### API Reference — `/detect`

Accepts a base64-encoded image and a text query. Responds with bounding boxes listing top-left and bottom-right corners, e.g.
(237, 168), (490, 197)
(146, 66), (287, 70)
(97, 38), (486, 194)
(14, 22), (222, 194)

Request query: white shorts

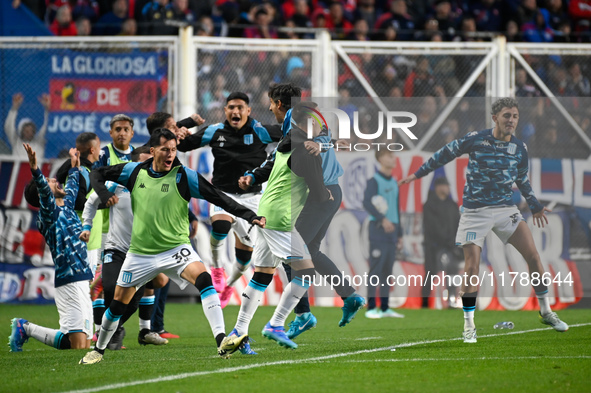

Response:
(253, 227), (310, 268)
(456, 205), (524, 248)
(55, 280), (93, 338)
(117, 244), (200, 290)
(209, 192), (261, 248)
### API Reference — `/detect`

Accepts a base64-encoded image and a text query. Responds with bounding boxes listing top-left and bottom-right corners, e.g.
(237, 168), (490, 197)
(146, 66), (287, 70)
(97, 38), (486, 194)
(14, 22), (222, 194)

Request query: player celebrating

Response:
(177, 92), (282, 299)
(79, 128), (265, 365)
(399, 98), (568, 343)
(10, 144), (93, 352)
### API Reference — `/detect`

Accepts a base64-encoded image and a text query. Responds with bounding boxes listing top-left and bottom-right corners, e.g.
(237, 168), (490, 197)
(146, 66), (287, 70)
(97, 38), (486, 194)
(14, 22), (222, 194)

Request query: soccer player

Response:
(399, 98), (568, 343)
(177, 92), (283, 300)
(240, 84), (365, 338)
(221, 102), (336, 352)
(10, 144), (93, 352)
(79, 128), (265, 365)
(81, 145), (168, 348)
(362, 150), (404, 319)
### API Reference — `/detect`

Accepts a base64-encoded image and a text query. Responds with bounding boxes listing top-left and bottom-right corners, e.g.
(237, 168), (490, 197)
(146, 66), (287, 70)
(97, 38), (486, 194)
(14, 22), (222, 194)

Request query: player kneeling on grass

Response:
(79, 128), (266, 365)
(9, 144), (93, 352)
(399, 98), (568, 343)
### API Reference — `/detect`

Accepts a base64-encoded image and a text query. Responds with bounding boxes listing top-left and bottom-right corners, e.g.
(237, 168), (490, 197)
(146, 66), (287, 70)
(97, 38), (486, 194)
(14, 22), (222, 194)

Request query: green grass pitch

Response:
(1, 304), (590, 393)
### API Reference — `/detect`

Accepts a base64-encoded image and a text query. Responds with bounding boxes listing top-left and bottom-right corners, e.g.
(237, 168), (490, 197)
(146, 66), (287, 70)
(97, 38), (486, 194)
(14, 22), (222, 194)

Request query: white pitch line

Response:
(61, 323), (591, 393)
(355, 337), (382, 341)
(338, 355), (591, 363)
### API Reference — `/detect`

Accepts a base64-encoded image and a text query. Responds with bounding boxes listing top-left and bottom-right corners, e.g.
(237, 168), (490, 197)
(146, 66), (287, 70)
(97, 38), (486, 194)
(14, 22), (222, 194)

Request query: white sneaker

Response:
(381, 309), (405, 318)
(539, 312), (569, 332)
(365, 309), (382, 319)
(79, 350), (103, 365)
(139, 332), (169, 346)
(463, 328), (477, 343)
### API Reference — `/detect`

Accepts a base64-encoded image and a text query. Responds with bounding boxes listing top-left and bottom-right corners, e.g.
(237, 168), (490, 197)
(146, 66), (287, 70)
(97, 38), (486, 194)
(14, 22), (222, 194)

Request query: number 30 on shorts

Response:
(172, 248), (191, 263)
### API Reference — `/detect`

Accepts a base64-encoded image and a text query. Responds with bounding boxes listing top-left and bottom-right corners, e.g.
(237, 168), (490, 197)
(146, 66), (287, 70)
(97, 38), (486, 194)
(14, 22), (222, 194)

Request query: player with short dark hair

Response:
(176, 92), (283, 304)
(399, 97), (568, 343)
(79, 128), (266, 365)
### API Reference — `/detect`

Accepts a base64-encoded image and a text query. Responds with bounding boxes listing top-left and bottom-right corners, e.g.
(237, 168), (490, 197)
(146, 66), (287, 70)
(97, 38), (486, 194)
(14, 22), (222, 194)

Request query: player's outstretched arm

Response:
(398, 174), (417, 186)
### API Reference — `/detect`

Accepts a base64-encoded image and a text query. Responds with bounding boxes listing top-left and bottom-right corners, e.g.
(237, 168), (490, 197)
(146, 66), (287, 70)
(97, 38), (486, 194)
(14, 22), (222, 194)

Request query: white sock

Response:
(24, 322), (63, 348)
(200, 287), (225, 338)
(226, 261), (250, 287)
(96, 308), (121, 350)
(269, 279), (309, 327)
(234, 280), (268, 336)
(95, 323), (101, 332)
(210, 235), (226, 269)
(463, 310), (475, 330)
(536, 291), (552, 315)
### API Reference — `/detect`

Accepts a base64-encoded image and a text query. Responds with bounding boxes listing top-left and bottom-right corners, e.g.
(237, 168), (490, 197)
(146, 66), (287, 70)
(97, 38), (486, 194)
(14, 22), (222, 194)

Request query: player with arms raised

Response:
(399, 98), (568, 343)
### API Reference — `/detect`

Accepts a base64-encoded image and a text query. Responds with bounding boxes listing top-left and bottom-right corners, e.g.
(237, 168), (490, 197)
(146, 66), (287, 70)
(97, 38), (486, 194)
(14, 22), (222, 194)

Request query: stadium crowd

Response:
(9, 0), (591, 42)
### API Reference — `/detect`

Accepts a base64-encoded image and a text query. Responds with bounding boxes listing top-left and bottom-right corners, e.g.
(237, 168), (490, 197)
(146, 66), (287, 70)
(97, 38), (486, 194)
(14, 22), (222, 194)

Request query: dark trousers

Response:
(151, 281), (170, 332)
(102, 249), (144, 326)
(284, 184), (354, 314)
(367, 241), (397, 311)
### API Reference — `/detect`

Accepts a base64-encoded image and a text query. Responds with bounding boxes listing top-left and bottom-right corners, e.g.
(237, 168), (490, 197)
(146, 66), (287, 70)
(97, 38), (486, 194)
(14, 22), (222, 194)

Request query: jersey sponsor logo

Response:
(507, 143), (516, 155)
(122, 271), (132, 284)
(468, 131), (478, 137)
(466, 232), (477, 242)
(161, 184), (169, 192)
(139, 183), (146, 188)
(244, 134), (253, 145)
(510, 213), (519, 224)
(480, 140), (491, 147)
(217, 136), (226, 142)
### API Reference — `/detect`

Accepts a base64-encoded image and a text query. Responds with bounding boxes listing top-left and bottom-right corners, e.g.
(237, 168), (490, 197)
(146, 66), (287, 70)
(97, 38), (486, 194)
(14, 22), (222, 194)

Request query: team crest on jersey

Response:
(507, 143), (516, 155)
(244, 134), (253, 145)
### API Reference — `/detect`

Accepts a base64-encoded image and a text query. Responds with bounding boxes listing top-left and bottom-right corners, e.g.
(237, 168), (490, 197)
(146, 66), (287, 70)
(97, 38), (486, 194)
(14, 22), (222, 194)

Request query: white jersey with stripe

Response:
(82, 181), (132, 253)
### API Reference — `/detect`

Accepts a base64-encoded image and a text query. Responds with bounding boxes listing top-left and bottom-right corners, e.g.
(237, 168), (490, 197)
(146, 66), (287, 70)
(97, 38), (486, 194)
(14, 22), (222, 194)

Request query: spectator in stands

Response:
(430, 0), (461, 40)
(71, 0), (100, 23)
(349, 18), (370, 40)
(375, 0), (415, 41)
(50, 5), (78, 36)
(515, 68), (541, 97)
(546, 0), (568, 30)
(94, 0), (127, 35)
(76, 16), (92, 35)
(550, 66), (574, 96)
(244, 7), (278, 39)
(281, 19), (301, 39)
(4, 92), (51, 159)
(291, 0), (313, 33)
(516, 0), (539, 26)
(569, 0), (591, 41)
(469, 0), (505, 33)
(415, 17), (440, 41)
(196, 15), (215, 37)
(353, 0), (376, 30)
(45, 0), (70, 24)
(167, 0), (195, 34)
(456, 16), (478, 41)
(326, 1), (353, 40)
(522, 8), (554, 42)
(505, 19), (522, 41)
(375, 63), (399, 97)
(201, 74), (230, 109)
(119, 18), (137, 35)
(567, 62), (591, 96)
(404, 56), (437, 97)
(139, 0), (169, 35)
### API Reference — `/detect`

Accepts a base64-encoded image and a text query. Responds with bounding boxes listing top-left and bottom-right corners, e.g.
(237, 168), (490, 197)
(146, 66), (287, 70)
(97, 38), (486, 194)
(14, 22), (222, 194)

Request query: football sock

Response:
(462, 292), (477, 330)
(92, 298), (106, 329)
(139, 295), (155, 331)
(96, 300), (126, 351)
(23, 322), (71, 349)
(227, 248), (252, 287)
(235, 272), (274, 336)
(269, 269), (313, 327)
(210, 221), (231, 269)
(195, 272), (225, 338)
(534, 285), (551, 315)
